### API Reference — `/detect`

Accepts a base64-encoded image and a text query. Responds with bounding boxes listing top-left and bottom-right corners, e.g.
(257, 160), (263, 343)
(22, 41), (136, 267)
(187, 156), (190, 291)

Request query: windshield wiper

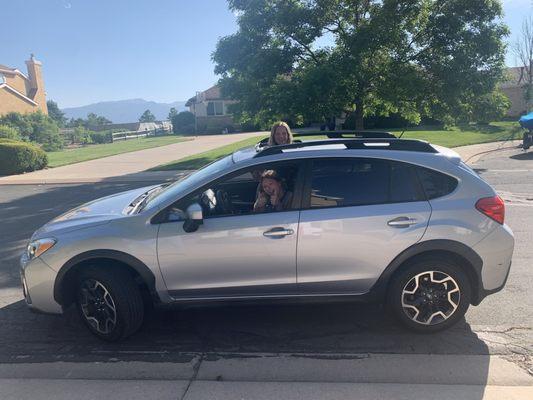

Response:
(133, 184), (169, 214)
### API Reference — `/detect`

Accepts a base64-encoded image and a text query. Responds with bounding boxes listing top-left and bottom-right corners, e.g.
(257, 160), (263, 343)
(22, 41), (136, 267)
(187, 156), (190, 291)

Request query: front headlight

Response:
(26, 238), (56, 261)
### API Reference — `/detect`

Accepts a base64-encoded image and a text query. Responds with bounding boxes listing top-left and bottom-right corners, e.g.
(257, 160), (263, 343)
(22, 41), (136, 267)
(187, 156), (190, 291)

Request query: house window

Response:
(0, 74), (5, 84)
(207, 101), (224, 116)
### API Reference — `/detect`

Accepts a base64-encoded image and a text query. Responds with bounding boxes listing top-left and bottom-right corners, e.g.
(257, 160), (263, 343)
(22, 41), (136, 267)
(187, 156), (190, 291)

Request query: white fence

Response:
(111, 129), (157, 142)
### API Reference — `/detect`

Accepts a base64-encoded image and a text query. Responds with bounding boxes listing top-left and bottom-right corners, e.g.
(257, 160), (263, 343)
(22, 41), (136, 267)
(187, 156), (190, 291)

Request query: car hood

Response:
(32, 185), (159, 238)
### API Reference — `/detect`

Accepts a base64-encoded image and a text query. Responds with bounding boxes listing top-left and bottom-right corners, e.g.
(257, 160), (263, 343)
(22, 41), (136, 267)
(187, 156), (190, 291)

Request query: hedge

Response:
(0, 141), (48, 175)
(89, 131), (113, 144)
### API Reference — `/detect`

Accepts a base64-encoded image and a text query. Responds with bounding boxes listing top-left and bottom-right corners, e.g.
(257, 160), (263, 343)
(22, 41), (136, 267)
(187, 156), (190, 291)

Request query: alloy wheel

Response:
(401, 270), (461, 326)
(79, 279), (117, 335)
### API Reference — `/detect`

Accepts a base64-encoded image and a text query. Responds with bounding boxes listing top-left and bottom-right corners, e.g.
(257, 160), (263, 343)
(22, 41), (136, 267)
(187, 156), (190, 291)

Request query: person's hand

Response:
(270, 187), (280, 206)
(256, 192), (268, 208)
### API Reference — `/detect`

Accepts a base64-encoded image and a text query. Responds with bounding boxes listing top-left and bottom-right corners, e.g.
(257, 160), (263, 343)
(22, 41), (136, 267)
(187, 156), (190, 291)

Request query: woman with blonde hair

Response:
(268, 121), (293, 146)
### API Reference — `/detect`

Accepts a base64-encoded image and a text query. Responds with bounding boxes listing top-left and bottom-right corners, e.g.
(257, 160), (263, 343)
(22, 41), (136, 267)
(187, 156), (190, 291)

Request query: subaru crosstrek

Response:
(21, 135), (514, 341)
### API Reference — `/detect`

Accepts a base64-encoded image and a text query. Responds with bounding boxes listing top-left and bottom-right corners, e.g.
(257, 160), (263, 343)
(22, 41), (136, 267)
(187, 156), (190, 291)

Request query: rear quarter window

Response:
(415, 167), (458, 199)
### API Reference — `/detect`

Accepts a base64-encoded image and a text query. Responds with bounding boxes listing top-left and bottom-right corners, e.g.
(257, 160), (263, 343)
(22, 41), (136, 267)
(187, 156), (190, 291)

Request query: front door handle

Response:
(263, 227), (294, 238)
(387, 217), (418, 228)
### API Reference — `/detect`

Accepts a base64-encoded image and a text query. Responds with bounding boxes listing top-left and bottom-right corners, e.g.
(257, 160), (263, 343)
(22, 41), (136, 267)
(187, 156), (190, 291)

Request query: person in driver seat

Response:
(253, 170), (293, 212)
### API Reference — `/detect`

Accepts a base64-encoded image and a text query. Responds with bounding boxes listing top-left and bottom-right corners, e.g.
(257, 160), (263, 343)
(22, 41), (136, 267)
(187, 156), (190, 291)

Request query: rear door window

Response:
(308, 158), (425, 208)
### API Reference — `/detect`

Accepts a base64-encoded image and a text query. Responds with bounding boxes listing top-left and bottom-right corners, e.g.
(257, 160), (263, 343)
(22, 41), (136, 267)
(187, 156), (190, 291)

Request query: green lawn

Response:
(47, 135), (192, 167)
(151, 121), (521, 171)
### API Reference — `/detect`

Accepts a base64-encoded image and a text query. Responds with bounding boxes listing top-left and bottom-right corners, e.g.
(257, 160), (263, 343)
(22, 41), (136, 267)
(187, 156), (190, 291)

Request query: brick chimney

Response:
(25, 54), (48, 114)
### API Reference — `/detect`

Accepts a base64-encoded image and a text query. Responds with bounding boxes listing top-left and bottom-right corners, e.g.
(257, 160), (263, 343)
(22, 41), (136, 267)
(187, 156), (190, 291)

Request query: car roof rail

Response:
(295, 130), (397, 139)
(256, 130), (396, 146)
(254, 138), (437, 158)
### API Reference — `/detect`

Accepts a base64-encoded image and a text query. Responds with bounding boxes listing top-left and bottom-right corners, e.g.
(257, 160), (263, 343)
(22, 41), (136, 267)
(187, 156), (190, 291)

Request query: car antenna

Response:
(398, 125), (407, 138)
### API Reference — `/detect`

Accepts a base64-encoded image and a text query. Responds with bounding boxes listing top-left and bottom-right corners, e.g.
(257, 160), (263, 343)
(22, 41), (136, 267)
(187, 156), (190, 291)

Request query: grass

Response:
(151, 136), (268, 171)
(47, 135), (192, 167)
(151, 121), (521, 171)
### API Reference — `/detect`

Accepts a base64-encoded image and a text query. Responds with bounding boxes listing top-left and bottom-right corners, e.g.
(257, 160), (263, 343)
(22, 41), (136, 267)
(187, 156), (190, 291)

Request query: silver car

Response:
(20, 137), (514, 341)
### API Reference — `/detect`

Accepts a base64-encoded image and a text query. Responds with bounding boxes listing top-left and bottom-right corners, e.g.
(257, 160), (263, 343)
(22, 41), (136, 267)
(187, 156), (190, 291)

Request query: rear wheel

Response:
(388, 258), (471, 333)
(76, 266), (144, 341)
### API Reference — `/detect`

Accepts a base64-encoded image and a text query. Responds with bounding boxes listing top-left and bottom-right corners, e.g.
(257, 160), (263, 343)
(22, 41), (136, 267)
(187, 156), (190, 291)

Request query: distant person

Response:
(253, 170), (293, 213)
(268, 121), (293, 146)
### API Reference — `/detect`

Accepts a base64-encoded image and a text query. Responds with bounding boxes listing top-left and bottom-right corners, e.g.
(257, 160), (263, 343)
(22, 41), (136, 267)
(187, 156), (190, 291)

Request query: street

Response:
(0, 145), (532, 399)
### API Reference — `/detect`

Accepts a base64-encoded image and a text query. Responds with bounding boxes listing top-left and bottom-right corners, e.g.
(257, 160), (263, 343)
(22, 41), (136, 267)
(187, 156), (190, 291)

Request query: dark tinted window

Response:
(309, 159), (426, 208)
(310, 159), (389, 207)
(390, 162), (425, 203)
(416, 167), (458, 199)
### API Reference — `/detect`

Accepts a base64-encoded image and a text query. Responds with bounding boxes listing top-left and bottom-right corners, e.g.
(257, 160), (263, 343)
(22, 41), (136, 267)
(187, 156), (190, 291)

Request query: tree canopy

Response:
(46, 100), (67, 127)
(213, 0), (509, 128)
(139, 109), (156, 123)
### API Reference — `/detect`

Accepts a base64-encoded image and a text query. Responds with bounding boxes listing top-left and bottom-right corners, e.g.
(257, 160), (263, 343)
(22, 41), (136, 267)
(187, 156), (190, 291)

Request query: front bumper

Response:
(20, 254), (62, 314)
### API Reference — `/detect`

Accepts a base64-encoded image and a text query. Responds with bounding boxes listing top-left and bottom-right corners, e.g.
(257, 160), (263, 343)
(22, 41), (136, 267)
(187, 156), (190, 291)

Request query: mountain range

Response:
(61, 99), (187, 123)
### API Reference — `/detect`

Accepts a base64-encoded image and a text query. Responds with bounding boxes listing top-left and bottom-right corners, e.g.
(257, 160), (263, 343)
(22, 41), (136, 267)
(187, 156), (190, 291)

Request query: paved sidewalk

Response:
(0, 131), (265, 185)
(1, 354), (531, 400)
(453, 140), (522, 164)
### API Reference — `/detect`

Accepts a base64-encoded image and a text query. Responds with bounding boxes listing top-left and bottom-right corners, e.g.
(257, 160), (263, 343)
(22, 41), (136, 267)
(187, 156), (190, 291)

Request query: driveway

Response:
(0, 132), (265, 185)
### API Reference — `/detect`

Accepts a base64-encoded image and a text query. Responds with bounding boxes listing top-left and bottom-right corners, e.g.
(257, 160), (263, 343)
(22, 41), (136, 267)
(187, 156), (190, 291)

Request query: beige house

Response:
(500, 66), (531, 117)
(0, 54), (48, 116)
(186, 85), (238, 133)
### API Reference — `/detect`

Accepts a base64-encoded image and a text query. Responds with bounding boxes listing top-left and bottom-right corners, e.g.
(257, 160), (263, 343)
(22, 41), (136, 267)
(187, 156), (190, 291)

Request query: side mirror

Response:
(183, 203), (203, 233)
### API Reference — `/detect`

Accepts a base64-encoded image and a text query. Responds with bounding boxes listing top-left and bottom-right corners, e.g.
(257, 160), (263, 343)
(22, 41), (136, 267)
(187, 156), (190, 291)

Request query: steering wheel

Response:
(216, 189), (233, 214)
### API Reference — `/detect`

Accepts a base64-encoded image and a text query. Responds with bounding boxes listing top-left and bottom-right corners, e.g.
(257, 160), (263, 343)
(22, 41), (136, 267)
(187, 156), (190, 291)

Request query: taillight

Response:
(475, 195), (505, 224)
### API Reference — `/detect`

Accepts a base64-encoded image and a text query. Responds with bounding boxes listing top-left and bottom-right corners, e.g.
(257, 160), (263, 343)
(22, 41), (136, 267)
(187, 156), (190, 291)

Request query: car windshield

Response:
(141, 155), (233, 210)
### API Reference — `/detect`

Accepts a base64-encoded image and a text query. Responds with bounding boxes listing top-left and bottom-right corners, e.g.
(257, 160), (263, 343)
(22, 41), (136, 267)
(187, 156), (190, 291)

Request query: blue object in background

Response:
(519, 112), (533, 129)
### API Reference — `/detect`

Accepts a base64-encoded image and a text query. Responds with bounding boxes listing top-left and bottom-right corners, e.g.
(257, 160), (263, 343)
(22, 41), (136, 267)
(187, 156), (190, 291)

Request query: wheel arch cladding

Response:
(371, 239), (483, 305)
(53, 250), (158, 306)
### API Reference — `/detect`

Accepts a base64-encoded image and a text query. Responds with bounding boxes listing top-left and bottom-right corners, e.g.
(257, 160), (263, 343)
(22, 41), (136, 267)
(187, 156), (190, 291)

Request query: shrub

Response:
(0, 125), (20, 140)
(171, 111), (195, 134)
(89, 131), (113, 144)
(0, 111), (63, 150)
(71, 126), (91, 144)
(0, 141), (48, 175)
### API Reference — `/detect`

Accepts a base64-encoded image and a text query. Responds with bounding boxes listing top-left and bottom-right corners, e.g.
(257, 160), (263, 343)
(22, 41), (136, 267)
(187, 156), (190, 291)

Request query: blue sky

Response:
(1, 0), (530, 108)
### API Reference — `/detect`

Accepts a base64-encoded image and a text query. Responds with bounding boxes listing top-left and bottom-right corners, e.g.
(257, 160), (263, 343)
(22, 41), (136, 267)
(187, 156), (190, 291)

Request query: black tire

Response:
(388, 257), (471, 333)
(75, 266), (144, 341)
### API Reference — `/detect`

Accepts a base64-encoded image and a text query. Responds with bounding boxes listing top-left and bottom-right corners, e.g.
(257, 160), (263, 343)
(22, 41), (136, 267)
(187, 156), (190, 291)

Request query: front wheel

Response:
(76, 266), (144, 341)
(388, 258), (471, 333)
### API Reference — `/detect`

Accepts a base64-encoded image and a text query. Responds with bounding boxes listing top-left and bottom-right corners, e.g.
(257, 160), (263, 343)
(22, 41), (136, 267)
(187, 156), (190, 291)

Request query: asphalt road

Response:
(0, 147), (531, 371)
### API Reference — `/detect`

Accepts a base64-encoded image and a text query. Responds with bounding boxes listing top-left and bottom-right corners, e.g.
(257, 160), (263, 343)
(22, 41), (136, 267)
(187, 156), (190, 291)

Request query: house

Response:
(500, 66), (531, 117)
(0, 54), (48, 116)
(185, 85), (238, 133)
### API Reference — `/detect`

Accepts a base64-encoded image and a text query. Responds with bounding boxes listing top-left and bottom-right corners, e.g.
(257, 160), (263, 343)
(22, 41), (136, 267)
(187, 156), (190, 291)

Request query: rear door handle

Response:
(387, 217), (418, 228)
(263, 227), (294, 238)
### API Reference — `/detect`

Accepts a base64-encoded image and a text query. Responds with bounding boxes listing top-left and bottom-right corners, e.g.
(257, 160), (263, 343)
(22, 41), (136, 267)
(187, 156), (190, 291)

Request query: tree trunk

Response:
(355, 100), (364, 130)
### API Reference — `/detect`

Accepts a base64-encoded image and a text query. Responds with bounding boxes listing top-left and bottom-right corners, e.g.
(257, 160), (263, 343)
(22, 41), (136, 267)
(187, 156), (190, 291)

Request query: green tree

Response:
(86, 113), (112, 126)
(0, 125), (20, 140)
(139, 109), (156, 123)
(471, 90), (511, 125)
(171, 111), (195, 134)
(168, 107), (179, 121)
(214, 0), (508, 128)
(46, 100), (67, 127)
(0, 112), (63, 150)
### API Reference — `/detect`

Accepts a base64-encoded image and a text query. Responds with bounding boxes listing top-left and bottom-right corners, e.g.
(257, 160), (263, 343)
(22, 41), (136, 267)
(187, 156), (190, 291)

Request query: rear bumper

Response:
(472, 224), (514, 305)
